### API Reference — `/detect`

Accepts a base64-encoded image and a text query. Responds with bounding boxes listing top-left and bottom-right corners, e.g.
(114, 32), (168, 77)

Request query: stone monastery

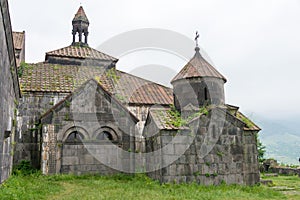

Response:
(0, 2), (261, 185)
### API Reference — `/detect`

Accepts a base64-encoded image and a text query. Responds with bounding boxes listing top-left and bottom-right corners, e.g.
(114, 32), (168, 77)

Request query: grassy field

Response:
(261, 174), (300, 200)
(0, 173), (298, 200)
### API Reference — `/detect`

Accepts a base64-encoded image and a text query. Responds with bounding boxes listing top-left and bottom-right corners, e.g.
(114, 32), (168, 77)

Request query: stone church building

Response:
(2, 4), (261, 185)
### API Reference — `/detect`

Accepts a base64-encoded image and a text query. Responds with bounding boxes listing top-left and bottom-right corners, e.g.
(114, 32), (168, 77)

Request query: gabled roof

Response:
(73, 6), (89, 23)
(171, 47), (227, 83)
(45, 45), (117, 61)
(12, 31), (25, 50)
(19, 63), (173, 105)
(41, 79), (139, 123)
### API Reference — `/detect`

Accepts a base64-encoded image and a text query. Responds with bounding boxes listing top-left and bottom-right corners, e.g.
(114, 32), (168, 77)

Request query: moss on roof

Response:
(19, 63), (173, 105)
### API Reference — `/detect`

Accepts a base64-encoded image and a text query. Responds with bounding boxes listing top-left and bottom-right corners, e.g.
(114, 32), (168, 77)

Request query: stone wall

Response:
(173, 78), (225, 111)
(16, 93), (166, 169)
(41, 80), (137, 175)
(242, 130), (260, 185)
(15, 92), (68, 168)
(145, 109), (260, 185)
(269, 167), (300, 176)
(0, 0), (20, 183)
(41, 124), (122, 175)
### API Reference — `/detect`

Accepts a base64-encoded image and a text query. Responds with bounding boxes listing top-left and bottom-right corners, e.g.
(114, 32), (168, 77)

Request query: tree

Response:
(256, 133), (266, 163)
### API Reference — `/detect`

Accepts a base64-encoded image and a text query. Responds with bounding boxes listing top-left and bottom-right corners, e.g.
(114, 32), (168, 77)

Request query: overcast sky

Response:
(8, 0), (300, 121)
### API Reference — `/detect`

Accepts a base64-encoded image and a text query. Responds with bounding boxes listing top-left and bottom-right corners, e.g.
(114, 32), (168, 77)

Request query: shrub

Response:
(12, 160), (37, 175)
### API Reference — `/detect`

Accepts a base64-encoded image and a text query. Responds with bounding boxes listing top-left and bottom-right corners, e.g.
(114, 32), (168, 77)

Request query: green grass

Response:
(0, 173), (296, 200)
(261, 175), (300, 200)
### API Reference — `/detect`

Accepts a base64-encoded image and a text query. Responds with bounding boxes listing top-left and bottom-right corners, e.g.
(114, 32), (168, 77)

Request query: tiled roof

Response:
(113, 71), (173, 105)
(149, 107), (189, 130)
(12, 31), (25, 50)
(19, 63), (173, 105)
(172, 47), (227, 83)
(148, 104), (260, 131)
(41, 79), (139, 123)
(45, 45), (117, 61)
(73, 6), (89, 23)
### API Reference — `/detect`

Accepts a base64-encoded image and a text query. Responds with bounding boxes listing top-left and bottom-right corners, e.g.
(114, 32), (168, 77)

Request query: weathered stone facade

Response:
(144, 108), (260, 185)
(40, 80), (137, 174)
(15, 92), (67, 168)
(0, 0), (21, 183)
(173, 78), (225, 112)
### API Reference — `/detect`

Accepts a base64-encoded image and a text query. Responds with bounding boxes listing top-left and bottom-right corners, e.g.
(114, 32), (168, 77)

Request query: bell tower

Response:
(72, 6), (89, 46)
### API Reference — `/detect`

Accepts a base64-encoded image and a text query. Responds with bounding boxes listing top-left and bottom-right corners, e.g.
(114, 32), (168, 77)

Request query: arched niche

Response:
(64, 131), (85, 144)
(93, 126), (119, 143)
(61, 126), (90, 143)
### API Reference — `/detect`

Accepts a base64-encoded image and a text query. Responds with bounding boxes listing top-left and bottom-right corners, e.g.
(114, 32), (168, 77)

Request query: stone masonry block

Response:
(62, 156), (79, 165)
(174, 144), (189, 155)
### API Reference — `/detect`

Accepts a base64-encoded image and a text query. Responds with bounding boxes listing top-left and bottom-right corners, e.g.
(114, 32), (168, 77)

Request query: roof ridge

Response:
(45, 45), (117, 61)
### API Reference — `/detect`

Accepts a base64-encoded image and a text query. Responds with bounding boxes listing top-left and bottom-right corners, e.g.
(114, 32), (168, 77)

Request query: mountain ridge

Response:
(250, 114), (300, 165)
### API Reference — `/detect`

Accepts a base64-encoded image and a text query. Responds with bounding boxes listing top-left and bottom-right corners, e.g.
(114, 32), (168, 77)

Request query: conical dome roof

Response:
(72, 6), (89, 24)
(171, 47), (227, 83)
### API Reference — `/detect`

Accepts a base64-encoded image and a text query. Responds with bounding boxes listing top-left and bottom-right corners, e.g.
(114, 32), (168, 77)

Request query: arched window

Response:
(96, 131), (113, 141)
(93, 126), (119, 143)
(65, 131), (84, 144)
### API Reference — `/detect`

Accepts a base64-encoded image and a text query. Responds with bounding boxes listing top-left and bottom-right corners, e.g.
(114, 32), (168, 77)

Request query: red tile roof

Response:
(172, 47), (227, 83)
(19, 63), (173, 105)
(12, 31), (25, 50)
(113, 71), (173, 105)
(45, 45), (117, 61)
